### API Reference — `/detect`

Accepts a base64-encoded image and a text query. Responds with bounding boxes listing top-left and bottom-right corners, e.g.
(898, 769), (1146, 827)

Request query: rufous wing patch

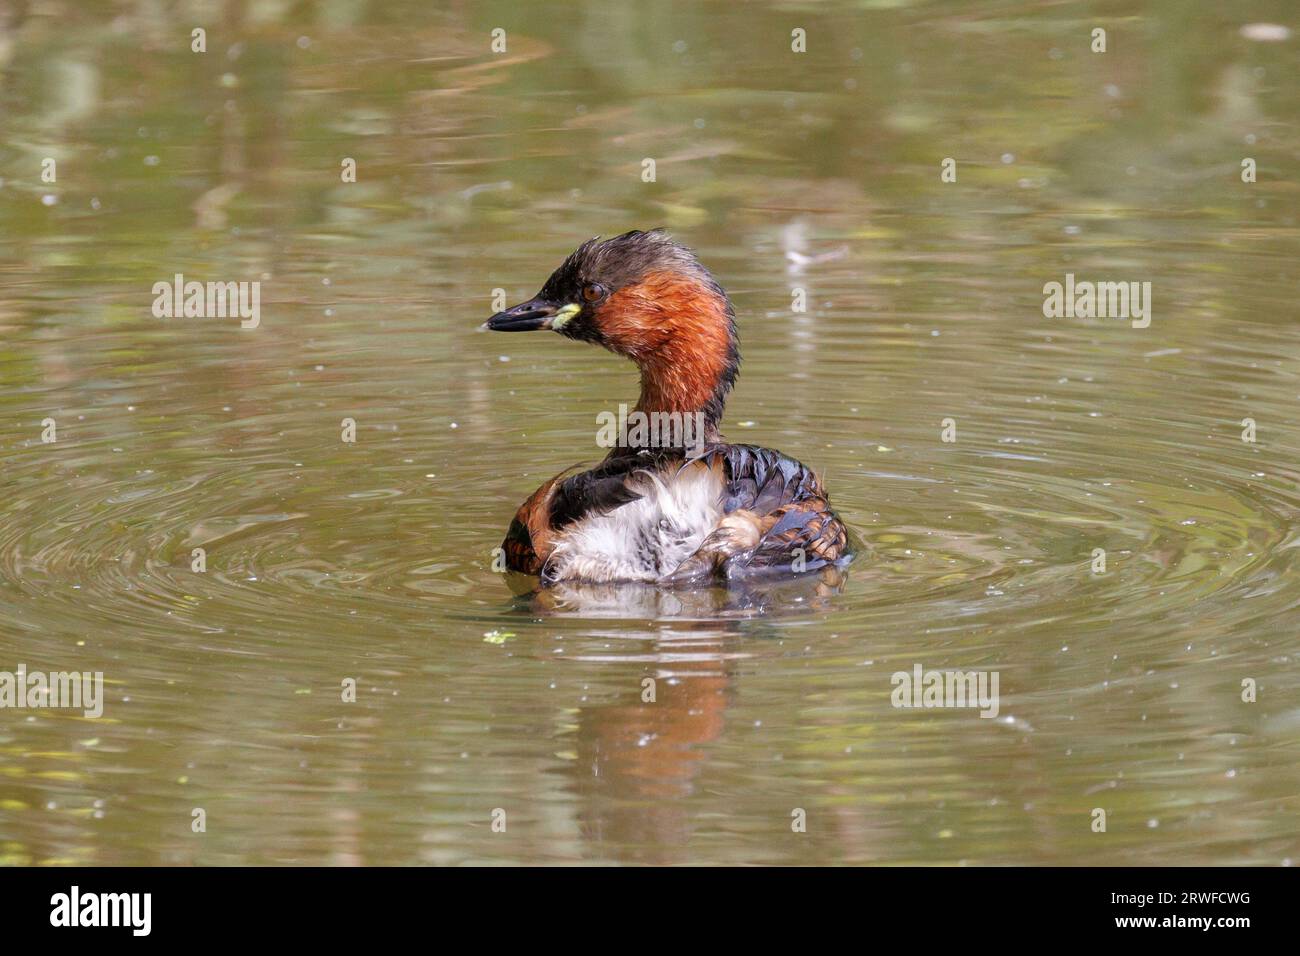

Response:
(502, 476), (563, 574)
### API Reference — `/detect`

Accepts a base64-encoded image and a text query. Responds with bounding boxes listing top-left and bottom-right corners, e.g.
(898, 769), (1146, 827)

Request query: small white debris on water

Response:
(1240, 23), (1290, 42)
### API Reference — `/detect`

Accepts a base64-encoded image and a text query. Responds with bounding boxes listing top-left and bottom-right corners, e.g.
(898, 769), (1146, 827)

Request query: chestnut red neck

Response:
(594, 270), (739, 443)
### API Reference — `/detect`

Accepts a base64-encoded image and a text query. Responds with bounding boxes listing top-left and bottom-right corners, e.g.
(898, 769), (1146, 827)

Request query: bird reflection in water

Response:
(507, 565), (847, 862)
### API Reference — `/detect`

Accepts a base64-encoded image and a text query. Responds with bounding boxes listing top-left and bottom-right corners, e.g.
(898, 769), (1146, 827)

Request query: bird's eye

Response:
(581, 283), (605, 303)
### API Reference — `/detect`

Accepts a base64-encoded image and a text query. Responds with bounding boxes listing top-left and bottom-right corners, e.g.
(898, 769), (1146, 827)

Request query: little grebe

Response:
(485, 229), (850, 586)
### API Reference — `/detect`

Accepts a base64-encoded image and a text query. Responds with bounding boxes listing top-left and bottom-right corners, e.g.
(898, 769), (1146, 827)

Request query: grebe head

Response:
(485, 229), (739, 427)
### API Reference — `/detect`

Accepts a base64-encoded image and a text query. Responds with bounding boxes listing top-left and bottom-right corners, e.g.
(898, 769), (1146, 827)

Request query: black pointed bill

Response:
(484, 298), (581, 332)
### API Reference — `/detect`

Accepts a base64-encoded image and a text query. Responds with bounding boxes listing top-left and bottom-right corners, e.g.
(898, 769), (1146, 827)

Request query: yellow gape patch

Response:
(551, 303), (581, 331)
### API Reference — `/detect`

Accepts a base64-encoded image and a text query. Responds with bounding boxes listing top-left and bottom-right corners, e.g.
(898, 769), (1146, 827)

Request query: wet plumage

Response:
(485, 230), (851, 586)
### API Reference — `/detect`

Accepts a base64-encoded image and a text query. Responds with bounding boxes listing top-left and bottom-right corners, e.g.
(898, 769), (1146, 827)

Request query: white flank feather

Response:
(544, 464), (723, 583)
